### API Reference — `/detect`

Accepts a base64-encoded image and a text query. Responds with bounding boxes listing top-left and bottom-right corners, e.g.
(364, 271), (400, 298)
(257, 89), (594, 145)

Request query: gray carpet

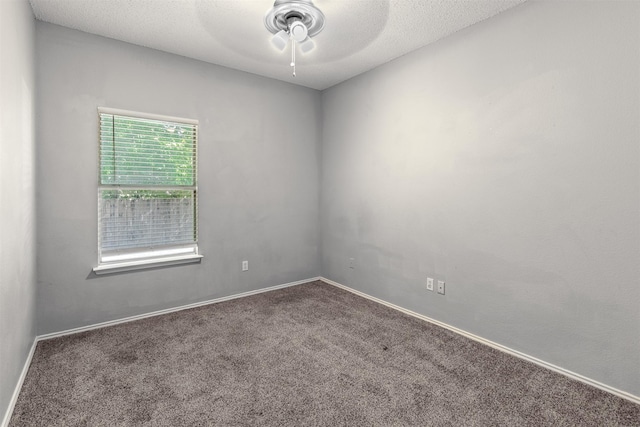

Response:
(10, 281), (640, 426)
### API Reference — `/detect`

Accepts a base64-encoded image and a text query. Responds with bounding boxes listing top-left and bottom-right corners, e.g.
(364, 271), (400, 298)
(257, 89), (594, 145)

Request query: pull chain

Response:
(290, 39), (296, 77)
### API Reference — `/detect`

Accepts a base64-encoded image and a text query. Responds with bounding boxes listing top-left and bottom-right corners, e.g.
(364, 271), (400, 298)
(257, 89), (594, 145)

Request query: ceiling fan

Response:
(264, 0), (325, 77)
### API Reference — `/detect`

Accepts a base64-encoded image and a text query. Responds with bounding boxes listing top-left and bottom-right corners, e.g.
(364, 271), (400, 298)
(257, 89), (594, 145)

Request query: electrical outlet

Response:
(426, 277), (434, 291)
(349, 258), (355, 269)
(242, 260), (248, 271)
(437, 280), (445, 295)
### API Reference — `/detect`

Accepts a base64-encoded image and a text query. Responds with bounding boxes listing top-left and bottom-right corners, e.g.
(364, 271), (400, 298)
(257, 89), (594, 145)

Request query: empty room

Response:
(1, 0), (639, 425)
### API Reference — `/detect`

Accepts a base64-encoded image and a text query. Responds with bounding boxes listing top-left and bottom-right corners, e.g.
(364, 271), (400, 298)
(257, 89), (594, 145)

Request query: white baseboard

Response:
(320, 277), (640, 406)
(39, 277), (321, 341)
(2, 339), (37, 427)
(4, 274), (636, 427)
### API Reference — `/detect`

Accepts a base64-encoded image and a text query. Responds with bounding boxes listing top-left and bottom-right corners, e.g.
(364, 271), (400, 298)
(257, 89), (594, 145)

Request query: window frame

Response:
(93, 107), (202, 275)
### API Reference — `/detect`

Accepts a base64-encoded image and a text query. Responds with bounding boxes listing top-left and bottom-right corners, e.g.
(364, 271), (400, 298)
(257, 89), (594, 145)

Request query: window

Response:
(93, 108), (201, 274)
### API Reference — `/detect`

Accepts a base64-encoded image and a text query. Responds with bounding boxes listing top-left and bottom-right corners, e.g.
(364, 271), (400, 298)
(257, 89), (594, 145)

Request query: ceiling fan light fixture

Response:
(265, 0), (325, 76)
(299, 37), (315, 54)
(271, 29), (290, 51)
(289, 20), (308, 43)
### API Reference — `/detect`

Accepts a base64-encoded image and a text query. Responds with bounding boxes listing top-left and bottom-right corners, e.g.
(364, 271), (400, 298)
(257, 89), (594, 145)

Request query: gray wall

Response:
(0, 0), (37, 421)
(36, 23), (322, 335)
(321, 1), (640, 396)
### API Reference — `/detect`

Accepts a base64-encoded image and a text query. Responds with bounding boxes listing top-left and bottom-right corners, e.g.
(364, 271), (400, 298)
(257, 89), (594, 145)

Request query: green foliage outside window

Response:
(100, 114), (196, 199)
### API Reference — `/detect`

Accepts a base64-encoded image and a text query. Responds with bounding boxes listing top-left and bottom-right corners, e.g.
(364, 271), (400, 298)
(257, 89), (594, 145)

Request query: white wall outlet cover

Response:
(426, 277), (434, 291)
(437, 280), (445, 295)
(242, 261), (248, 271)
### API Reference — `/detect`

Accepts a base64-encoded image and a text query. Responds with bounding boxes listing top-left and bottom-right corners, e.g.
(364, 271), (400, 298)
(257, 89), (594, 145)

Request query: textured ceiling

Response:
(29, 0), (526, 90)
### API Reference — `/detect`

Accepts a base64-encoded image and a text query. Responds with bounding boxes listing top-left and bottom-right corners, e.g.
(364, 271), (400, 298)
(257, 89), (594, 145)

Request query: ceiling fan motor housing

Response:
(264, 0), (325, 38)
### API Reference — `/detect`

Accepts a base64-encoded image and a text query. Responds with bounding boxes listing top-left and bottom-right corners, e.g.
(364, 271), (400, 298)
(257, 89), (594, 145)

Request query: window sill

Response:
(93, 254), (203, 275)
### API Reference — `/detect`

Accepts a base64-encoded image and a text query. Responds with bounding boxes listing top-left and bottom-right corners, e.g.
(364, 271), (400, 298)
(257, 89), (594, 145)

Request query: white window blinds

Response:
(97, 108), (199, 268)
